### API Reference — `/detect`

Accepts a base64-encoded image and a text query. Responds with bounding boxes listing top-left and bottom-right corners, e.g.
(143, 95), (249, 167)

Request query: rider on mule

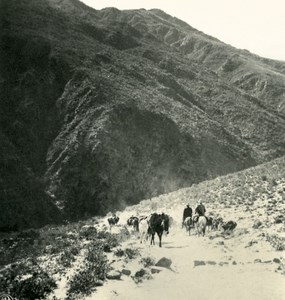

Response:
(182, 204), (193, 228)
(194, 200), (206, 223)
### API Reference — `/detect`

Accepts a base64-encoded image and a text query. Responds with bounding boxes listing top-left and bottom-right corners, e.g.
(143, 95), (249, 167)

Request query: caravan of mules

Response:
(108, 201), (237, 247)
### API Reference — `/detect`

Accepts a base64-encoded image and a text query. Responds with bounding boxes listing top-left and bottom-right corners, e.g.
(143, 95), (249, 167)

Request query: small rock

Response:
(254, 259), (262, 263)
(253, 220), (262, 229)
(95, 280), (104, 286)
(134, 269), (147, 278)
(232, 261), (237, 265)
(121, 269), (131, 276)
(263, 260), (272, 264)
(107, 270), (121, 280)
(103, 244), (111, 252)
(273, 258), (281, 264)
(217, 241), (224, 245)
(206, 261), (217, 265)
(274, 216), (285, 224)
(219, 262), (229, 266)
(245, 240), (258, 248)
(132, 269), (152, 283)
(151, 268), (162, 274)
(194, 260), (206, 267)
(155, 257), (172, 269)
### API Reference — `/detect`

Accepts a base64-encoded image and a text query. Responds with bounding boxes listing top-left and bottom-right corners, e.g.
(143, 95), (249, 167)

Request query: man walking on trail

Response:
(182, 204), (192, 228)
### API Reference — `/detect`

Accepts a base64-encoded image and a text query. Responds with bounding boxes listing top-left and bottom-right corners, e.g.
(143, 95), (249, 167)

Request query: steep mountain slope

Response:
(126, 154), (285, 215)
(0, 0), (285, 229)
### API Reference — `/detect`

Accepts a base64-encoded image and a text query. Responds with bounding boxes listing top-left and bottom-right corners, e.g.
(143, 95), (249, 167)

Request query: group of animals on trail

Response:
(182, 201), (237, 236)
(107, 200), (237, 247)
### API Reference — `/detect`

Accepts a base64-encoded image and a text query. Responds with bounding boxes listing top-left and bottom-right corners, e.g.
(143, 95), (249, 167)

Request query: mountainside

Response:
(1, 0), (285, 230)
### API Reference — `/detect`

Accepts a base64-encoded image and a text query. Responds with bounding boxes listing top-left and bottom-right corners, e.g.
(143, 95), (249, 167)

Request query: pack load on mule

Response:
(127, 215), (139, 232)
(221, 220), (237, 232)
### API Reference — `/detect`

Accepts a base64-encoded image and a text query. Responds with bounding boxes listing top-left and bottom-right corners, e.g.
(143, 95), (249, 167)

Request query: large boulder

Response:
(155, 257), (172, 269)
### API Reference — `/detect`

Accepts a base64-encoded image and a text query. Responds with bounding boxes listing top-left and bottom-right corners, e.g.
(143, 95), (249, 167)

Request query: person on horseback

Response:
(182, 204), (193, 228)
(195, 200), (206, 216)
(194, 200), (206, 222)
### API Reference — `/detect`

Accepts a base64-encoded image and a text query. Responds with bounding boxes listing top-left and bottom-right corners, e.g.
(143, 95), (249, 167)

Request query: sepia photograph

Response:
(0, 0), (285, 299)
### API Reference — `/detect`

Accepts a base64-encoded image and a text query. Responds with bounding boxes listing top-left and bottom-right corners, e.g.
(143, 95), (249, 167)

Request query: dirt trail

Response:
(86, 199), (285, 300)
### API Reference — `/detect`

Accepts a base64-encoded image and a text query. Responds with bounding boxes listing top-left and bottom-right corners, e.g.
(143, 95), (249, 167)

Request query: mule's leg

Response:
(202, 226), (206, 236)
(150, 233), (155, 246)
(158, 233), (162, 247)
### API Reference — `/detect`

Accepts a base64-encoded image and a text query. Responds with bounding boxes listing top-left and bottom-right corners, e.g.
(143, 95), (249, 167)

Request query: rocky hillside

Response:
(1, 0), (285, 229)
(124, 155), (285, 216)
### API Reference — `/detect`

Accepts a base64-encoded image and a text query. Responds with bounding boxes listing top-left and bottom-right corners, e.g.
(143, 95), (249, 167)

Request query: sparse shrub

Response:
(79, 226), (97, 239)
(11, 271), (57, 300)
(261, 175), (268, 181)
(125, 248), (140, 260)
(67, 246), (109, 298)
(67, 266), (96, 298)
(103, 243), (111, 253)
(0, 261), (56, 300)
(104, 233), (120, 248)
(57, 246), (79, 268)
(97, 230), (109, 239)
(17, 229), (40, 241)
(272, 179), (278, 186)
(132, 268), (152, 284)
(139, 256), (155, 267)
(114, 248), (125, 257)
(266, 234), (285, 251)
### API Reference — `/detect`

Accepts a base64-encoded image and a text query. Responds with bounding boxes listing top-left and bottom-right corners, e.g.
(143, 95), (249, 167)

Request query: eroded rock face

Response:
(47, 100), (256, 218)
(1, 0), (285, 228)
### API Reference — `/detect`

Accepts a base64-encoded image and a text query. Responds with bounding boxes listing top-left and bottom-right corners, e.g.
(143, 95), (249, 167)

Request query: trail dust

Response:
(86, 198), (285, 300)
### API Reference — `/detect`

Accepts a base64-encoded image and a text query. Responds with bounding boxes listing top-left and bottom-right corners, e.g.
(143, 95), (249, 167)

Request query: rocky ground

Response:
(45, 175), (285, 300)
(1, 162), (284, 300)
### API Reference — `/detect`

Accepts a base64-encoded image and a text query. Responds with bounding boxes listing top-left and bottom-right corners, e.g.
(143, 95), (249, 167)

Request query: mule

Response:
(222, 221), (237, 232)
(184, 216), (193, 236)
(196, 216), (207, 237)
(206, 216), (214, 232)
(107, 216), (119, 228)
(148, 213), (169, 247)
(139, 216), (151, 244)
